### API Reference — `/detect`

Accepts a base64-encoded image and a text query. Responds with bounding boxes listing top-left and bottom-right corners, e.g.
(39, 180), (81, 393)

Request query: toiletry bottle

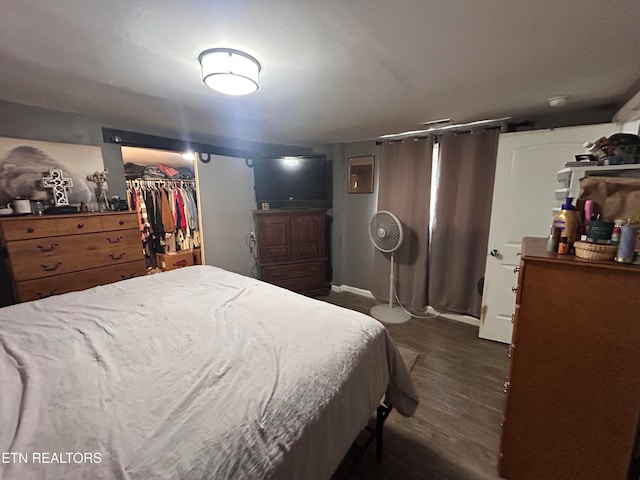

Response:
(584, 199), (593, 232)
(546, 226), (561, 253)
(553, 197), (581, 245)
(557, 237), (569, 255)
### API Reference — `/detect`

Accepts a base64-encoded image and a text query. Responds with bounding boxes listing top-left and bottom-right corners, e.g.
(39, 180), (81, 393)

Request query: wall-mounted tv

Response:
(253, 155), (330, 208)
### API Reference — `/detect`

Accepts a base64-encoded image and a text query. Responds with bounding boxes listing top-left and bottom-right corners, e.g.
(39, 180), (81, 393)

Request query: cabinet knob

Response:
(513, 266), (520, 273)
(77, 223), (84, 229)
(26, 227), (35, 233)
(503, 380), (510, 393)
(490, 249), (500, 257)
(119, 220), (125, 225)
(511, 313), (515, 324)
(512, 286), (518, 293)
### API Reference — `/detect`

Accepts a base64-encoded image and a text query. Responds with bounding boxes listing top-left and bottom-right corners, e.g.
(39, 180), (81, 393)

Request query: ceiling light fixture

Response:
(198, 48), (261, 96)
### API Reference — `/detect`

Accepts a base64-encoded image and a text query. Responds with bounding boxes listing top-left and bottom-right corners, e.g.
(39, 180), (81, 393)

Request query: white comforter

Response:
(0, 266), (418, 480)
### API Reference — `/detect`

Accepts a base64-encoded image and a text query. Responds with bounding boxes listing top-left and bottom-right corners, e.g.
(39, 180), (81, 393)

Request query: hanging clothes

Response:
(125, 179), (199, 260)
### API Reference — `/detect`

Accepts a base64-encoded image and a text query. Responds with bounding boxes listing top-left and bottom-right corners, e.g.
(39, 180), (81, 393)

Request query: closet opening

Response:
(122, 146), (201, 273)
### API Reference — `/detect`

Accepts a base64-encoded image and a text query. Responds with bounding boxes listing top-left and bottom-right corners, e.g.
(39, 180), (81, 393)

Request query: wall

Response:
(0, 100), (311, 200)
(196, 155), (256, 276)
(330, 140), (378, 290)
(0, 100), (312, 277)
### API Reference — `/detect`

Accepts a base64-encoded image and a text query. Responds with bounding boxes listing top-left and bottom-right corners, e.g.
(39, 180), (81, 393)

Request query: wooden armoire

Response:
(253, 208), (329, 296)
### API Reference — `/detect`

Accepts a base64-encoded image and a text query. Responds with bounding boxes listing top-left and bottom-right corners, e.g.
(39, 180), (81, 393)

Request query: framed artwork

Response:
(348, 155), (375, 194)
(0, 137), (104, 209)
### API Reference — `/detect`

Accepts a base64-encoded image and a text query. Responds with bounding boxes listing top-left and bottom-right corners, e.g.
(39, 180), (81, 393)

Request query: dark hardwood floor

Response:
(321, 291), (509, 480)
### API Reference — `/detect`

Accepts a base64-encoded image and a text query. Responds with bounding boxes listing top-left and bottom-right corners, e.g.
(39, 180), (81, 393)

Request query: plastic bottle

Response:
(553, 197), (581, 245)
(557, 237), (570, 255)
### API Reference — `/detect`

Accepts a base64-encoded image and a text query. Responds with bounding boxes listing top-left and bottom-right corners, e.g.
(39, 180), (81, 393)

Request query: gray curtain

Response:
(371, 137), (433, 309)
(428, 129), (499, 318)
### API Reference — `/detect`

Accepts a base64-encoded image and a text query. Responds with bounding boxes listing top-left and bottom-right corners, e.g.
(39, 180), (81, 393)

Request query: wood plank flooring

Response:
(322, 291), (509, 480)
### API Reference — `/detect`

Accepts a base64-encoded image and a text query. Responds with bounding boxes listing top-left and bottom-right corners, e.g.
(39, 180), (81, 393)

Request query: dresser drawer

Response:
(261, 261), (325, 281)
(10, 243), (144, 281)
(101, 212), (138, 231)
(1, 218), (61, 241)
(0, 216), (106, 240)
(6, 229), (141, 261)
(271, 274), (326, 292)
(14, 260), (147, 302)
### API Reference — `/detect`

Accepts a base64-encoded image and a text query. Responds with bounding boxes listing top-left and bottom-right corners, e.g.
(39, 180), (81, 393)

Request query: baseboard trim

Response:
(331, 284), (480, 327)
(331, 284), (375, 299)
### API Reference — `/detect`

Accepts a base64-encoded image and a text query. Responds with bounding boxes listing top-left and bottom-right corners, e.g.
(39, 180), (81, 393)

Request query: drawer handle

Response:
(26, 227), (35, 233)
(41, 261), (62, 272)
(511, 313), (515, 324)
(503, 380), (510, 393)
(109, 252), (125, 260)
(36, 289), (58, 299)
(120, 272), (136, 280)
(77, 223), (84, 229)
(37, 242), (59, 252)
(119, 220), (125, 225)
(512, 286), (517, 293)
(106, 236), (123, 244)
(513, 266), (520, 273)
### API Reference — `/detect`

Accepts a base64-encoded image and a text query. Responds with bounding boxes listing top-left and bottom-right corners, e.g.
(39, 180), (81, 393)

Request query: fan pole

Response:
(389, 252), (395, 309)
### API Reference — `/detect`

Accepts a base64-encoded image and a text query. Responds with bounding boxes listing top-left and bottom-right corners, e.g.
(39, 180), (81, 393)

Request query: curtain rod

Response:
(375, 125), (503, 145)
(377, 117), (510, 142)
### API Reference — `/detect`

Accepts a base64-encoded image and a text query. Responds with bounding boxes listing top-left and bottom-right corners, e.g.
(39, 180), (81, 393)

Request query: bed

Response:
(0, 265), (418, 480)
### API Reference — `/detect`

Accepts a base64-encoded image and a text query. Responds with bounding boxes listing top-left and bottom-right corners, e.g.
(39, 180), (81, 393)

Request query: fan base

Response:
(370, 304), (412, 324)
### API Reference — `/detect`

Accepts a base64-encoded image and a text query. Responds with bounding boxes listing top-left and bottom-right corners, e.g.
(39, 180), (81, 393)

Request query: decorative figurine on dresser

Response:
(87, 169), (110, 211)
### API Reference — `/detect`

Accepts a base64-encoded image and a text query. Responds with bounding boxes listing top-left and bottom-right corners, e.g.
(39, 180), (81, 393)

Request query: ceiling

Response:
(1, 0), (639, 147)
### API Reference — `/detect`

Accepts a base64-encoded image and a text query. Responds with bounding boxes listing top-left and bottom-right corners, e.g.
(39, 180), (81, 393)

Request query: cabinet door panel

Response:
(257, 215), (292, 262)
(292, 214), (324, 259)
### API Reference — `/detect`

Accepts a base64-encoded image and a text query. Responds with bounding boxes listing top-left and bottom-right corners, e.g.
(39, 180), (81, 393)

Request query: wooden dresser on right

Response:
(498, 237), (640, 480)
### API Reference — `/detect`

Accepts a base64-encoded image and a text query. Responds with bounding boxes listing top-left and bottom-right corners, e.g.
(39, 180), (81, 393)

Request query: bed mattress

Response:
(0, 265), (418, 479)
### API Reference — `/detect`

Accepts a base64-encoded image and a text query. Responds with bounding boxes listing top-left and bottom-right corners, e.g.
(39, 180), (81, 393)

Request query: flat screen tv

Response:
(253, 155), (329, 208)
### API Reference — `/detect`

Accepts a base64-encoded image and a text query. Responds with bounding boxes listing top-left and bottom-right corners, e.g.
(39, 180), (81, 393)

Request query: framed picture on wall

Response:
(0, 137), (105, 209)
(348, 155), (374, 194)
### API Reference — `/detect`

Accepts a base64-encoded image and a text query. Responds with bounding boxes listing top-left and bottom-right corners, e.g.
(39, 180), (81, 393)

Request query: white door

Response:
(479, 123), (622, 343)
(195, 154), (256, 277)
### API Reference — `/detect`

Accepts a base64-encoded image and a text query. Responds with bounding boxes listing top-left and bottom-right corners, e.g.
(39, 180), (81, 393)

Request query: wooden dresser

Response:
(0, 212), (146, 306)
(253, 208), (329, 296)
(498, 237), (640, 480)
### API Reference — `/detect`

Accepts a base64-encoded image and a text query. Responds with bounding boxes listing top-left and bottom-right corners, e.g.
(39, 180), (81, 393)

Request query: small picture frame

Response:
(348, 155), (374, 194)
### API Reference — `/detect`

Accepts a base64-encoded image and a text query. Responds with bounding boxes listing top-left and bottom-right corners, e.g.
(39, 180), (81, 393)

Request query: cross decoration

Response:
(42, 169), (74, 206)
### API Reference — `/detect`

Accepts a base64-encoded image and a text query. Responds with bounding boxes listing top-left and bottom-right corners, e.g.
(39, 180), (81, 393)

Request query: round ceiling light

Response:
(198, 48), (261, 96)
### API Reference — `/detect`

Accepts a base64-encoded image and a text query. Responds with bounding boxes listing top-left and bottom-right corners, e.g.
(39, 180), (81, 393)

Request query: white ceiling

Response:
(1, 0), (639, 146)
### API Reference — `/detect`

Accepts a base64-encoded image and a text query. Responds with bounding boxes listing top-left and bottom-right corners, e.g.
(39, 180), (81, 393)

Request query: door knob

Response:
(490, 249), (500, 257)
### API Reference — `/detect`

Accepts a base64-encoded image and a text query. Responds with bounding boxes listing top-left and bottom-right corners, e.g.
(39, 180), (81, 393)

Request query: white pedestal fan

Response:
(369, 210), (411, 324)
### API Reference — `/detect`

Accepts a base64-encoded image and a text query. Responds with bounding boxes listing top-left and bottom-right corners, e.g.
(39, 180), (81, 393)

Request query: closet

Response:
(122, 147), (201, 272)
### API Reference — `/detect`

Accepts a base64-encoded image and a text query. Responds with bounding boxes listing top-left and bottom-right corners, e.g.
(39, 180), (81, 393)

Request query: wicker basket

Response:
(573, 241), (618, 261)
